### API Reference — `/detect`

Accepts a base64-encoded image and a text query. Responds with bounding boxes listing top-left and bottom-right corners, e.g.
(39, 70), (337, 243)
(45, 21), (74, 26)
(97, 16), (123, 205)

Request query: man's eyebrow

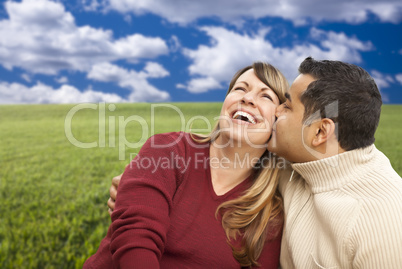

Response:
(285, 92), (291, 102)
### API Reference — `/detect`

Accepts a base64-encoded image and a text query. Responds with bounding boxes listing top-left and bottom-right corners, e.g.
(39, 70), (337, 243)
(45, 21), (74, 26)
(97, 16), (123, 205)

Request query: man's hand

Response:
(108, 174), (121, 216)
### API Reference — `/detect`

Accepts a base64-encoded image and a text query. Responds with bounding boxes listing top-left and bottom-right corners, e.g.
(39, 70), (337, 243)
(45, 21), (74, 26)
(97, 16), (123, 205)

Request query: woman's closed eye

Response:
(234, 87), (246, 92)
(262, 94), (273, 102)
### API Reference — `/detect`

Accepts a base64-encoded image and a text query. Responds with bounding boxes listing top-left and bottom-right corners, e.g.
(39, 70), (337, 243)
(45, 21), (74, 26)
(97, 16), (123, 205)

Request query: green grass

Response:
(0, 103), (401, 268)
(0, 103), (221, 268)
(375, 105), (402, 173)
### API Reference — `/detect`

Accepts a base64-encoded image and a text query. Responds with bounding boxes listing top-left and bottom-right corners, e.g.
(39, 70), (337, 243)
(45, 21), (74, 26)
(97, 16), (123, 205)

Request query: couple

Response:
(85, 57), (402, 268)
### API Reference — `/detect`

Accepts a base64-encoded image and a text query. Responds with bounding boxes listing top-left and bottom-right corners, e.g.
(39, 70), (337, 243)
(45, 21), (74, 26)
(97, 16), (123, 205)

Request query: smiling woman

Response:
(83, 62), (289, 268)
(219, 67), (281, 149)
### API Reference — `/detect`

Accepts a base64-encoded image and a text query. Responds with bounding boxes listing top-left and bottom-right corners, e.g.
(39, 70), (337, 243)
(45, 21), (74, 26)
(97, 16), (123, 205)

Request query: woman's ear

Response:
(311, 118), (336, 147)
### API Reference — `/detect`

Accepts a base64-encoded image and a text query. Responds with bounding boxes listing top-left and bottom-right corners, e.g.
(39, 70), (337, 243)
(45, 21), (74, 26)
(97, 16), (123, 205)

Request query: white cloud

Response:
(123, 14), (132, 24)
(143, 62), (170, 78)
(186, 77), (222, 93)
(169, 35), (181, 52)
(0, 0), (169, 75)
(87, 62), (170, 102)
(0, 81), (125, 104)
(176, 83), (186, 89)
(81, 0), (102, 11)
(181, 26), (373, 93)
(105, 0), (402, 25)
(113, 34), (168, 60)
(371, 70), (394, 88)
(310, 28), (374, 58)
(56, 76), (69, 84)
(395, 74), (402, 85)
(21, 74), (31, 82)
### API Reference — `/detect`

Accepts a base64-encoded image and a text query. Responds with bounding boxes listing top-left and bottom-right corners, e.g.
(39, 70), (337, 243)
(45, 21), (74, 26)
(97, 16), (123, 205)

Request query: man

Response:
(107, 57), (402, 268)
(268, 57), (402, 268)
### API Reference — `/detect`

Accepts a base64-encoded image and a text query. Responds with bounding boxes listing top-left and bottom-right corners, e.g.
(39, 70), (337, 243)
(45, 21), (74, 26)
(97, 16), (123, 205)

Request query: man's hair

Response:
(299, 57), (382, 151)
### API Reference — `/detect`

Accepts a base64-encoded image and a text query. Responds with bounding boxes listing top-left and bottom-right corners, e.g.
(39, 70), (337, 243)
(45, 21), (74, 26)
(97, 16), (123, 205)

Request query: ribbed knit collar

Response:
(291, 144), (376, 193)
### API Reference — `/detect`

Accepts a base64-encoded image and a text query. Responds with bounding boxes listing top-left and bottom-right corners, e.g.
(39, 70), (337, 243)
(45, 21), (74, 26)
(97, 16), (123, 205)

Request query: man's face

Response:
(267, 74), (317, 163)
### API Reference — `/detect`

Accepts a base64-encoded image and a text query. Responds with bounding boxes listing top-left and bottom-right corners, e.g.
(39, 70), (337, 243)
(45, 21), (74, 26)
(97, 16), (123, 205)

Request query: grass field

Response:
(0, 103), (401, 268)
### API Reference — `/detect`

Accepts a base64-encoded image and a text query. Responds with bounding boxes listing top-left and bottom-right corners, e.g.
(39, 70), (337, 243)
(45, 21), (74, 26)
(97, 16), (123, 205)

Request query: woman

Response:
(84, 62), (288, 268)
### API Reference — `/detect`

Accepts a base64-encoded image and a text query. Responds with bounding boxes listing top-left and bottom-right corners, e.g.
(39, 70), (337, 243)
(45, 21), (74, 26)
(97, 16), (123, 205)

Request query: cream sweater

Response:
(279, 145), (402, 269)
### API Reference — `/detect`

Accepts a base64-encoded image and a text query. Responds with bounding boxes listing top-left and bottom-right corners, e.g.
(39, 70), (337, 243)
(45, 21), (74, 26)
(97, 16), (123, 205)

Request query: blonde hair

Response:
(193, 62), (288, 267)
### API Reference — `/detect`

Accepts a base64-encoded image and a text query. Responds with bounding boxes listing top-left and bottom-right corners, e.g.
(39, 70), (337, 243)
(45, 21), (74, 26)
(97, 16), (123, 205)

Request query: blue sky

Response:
(0, 0), (401, 104)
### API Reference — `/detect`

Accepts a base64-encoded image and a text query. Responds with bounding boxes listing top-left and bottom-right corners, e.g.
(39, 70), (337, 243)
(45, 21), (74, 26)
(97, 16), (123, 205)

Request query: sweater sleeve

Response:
(349, 197), (402, 268)
(110, 133), (184, 269)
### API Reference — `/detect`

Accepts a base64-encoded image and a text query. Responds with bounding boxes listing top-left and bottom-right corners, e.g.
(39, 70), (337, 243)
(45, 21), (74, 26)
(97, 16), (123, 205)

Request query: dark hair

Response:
(298, 57), (382, 151)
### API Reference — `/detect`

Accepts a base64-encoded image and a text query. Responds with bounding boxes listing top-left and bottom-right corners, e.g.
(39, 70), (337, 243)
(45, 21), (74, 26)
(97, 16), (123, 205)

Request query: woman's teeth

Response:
(232, 111), (256, 124)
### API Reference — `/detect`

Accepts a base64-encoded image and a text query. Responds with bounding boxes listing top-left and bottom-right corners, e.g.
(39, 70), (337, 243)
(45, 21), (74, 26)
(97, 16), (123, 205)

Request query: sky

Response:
(0, 0), (401, 104)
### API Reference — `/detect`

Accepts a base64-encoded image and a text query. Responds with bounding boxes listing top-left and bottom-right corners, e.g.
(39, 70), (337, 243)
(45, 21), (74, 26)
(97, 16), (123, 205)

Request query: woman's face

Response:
(219, 69), (280, 149)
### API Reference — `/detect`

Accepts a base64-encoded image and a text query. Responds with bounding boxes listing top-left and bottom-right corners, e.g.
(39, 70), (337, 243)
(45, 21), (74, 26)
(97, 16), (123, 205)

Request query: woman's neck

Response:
(209, 137), (265, 195)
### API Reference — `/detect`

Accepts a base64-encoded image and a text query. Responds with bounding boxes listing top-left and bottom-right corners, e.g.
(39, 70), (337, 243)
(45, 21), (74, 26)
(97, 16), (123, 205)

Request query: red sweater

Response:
(84, 132), (282, 268)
